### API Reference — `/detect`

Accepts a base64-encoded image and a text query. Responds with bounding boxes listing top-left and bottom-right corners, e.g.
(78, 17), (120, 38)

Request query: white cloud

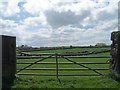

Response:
(0, 19), (29, 44)
(23, 13), (47, 26)
(23, 0), (50, 15)
(0, 18), (52, 46)
(45, 9), (91, 28)
(0, 0), (20, 17)
(0, 0), (119, 47)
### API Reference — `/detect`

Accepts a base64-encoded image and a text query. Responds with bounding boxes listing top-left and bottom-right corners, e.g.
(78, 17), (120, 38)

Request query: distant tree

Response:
(18, 44), (32, 50)
(90, 45), (93, 47)
(70, 45), (73, 48)
(95, 43), (107, 47)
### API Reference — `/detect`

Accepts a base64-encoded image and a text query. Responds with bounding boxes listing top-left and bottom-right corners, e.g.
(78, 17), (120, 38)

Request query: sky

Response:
(0, 0), (119, 47)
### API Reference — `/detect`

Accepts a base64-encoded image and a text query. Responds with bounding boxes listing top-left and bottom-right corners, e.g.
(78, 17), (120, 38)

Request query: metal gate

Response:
(16, 49), (111, 80)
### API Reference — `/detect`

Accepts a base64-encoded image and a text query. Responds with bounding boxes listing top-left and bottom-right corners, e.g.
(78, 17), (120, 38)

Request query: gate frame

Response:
(16, 49), (111, 80)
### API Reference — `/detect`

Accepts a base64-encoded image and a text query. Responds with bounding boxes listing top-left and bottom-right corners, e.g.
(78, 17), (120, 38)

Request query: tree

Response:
(95, 43), (107, 47)
(18, 44), (32, 49)
(70, 45), (73, 48)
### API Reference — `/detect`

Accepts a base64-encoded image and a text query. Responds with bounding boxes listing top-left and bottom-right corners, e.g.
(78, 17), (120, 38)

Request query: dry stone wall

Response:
(110, 31), (120, 81)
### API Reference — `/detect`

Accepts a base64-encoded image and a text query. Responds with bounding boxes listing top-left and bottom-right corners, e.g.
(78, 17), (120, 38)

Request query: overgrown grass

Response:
(12, 76), (120, 88)
(11, 47), (120, 89)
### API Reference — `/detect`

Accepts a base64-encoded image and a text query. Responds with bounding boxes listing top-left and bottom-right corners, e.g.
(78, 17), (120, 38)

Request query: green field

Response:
(12, 47), (120, 89)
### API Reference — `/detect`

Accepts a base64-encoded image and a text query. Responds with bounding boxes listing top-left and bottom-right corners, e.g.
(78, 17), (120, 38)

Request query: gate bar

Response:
(17, 55), (53, 73)
(17, 56), (111, 59)
(17, 73), (101, 76)
(55, 53), (59, 79)
(17, 68), (109, 70)
(17, 62), (109, 64)
(64, 57), (104, 76)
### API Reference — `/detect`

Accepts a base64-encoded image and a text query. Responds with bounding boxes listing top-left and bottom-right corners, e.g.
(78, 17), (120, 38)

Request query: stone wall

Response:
(110, 31), (120, 81)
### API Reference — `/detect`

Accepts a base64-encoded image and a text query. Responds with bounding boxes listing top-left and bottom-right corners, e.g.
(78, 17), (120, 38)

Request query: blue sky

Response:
(0, 0), (119, 47)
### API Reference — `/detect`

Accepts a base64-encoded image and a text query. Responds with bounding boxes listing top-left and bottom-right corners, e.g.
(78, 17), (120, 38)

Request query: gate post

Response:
(0, 35), (2, 90)
(1, 35), (16, 88)
(110, 31), (120, 81)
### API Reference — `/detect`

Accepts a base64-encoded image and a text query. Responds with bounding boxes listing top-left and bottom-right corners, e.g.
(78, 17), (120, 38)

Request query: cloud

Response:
(23, 13), (47, 27)
(0, 0), (20, 17)
(0, 19), (29, 44)
(0, 0), (119, 47)
(45, 9), (90, 28)
(0, 18), (52, 46)
(23, 0), (50, 15)
(93, 4), (118, 21)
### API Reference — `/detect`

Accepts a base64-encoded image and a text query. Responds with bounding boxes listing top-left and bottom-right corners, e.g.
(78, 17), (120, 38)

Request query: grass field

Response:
(11, 47), (120, 89)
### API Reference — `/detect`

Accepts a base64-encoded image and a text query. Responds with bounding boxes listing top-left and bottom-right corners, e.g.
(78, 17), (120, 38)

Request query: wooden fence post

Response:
(1, 35), (16, 88)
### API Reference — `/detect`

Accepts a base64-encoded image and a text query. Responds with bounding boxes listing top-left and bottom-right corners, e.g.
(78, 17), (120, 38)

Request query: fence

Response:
(16, 49), (111, 80)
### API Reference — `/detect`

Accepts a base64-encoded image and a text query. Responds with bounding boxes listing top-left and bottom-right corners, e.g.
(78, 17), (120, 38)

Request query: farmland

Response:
(12, 47), (120, 89)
